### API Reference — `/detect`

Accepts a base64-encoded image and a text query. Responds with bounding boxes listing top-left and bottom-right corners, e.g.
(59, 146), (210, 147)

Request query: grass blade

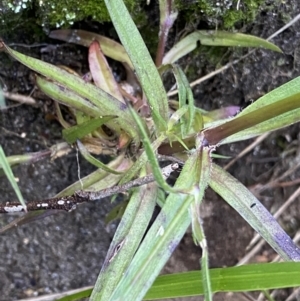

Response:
(0, 146), (26, 211)
(145, 262), (300, 299)
(62, 116), (116, 144)
(49, 262), (300, 301)
(163, 31), (281, 64)
(127, 105), (178, 193)
(190, 137), (212, 301)
(90, 183), (158, 300)
(118, 137), (163, 185)
(172, 65), (198, 136)
(76, 141), (123, 175)
(109, 148), (205, 300)
(209, 163), (300, 261)
(104, 0), (169, 131)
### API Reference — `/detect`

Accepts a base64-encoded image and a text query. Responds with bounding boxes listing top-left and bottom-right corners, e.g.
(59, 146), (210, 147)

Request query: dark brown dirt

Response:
(1, 3), (300, 301)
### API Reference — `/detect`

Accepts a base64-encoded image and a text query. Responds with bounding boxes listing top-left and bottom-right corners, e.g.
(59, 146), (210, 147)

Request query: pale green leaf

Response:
(163, 31), (281, 65)
(172, 65), (198, 135)
(90, 183), (158, 300)
(62, 116), (116, 144)
(127, 104), (178, 193)
(109, 149), (205, 300)
(0, 146), (26, 211)
(104, 0), (169, 132)
(77, 140), (122, 175)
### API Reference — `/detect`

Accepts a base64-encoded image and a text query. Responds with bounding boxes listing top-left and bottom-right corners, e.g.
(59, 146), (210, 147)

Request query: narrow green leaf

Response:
(209, 163), (300, 261)
(127, 105), (178, 193)
(62, 116), (116, 144)
(90, 183), (158, 301)
(77, 140), (122, 175)
(36, 76), (134, 138)
(53, 262), (300, 301)
(36, 76), (103, 117)
(172, 65), (198, 135)
(0, 150), (50, 169)
(104, 0), (169, 131)
(0, 146), (26, 211)
(190, 136), (212, 301)
(163, 31), (281, 64)
(0, 86), (5, 108)
(145, 262), (300, 299)
(109, 149), (204, 300)
(118, 137), (163, 185)
(56, 287), (92, 301)
(167, 105), (188, 132)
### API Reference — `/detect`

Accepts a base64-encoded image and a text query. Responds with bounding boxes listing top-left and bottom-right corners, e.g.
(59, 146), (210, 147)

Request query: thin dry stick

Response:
(252, 159), (300, 194)
(286, 288), (300, 301)
(2, 91), (36, 105)
(16, 286), (93, 301)
(75, 163), (179, 201)
(0, 163), (179, 213)
(224, 133), (269, 170)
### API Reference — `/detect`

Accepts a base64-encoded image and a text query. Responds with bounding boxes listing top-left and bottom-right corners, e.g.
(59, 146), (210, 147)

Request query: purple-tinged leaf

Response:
(204, 91), (300, 145)
(209, 163), (300, 261)
(88, 41), (124, 102)
(204, 106), (240, 121)
(156, 0), (178, 66)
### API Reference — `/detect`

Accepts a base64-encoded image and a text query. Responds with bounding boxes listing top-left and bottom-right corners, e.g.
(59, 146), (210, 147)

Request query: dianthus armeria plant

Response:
(1, 0), (300, 300)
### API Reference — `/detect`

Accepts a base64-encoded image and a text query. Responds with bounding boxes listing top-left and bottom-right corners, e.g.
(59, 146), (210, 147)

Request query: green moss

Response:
(223, 0), (264, 28)
(175, 0), (264, 29)
(38, 0), (139, 27)
(2, 0), (143, 28)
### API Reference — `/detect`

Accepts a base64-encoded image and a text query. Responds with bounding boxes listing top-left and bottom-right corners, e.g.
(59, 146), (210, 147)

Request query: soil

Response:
(1, 3), (300, 301)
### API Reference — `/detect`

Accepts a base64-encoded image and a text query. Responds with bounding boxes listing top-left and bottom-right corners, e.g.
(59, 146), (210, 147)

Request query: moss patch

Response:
(2, 0), (143, 28)
(175, 0), (264, 29)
